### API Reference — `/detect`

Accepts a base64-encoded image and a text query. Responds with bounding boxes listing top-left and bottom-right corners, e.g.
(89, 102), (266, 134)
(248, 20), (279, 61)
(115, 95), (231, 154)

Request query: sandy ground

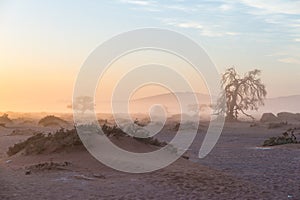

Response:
(158, 122), (300, 199)
(0, 121), (299, 199)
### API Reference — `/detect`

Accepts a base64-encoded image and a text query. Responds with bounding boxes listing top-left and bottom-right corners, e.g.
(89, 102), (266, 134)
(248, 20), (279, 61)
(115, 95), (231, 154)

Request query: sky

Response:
(0, 0), (300, 112)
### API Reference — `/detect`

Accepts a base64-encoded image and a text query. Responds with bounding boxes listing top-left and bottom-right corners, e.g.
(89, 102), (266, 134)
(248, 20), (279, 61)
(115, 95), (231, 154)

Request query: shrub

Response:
(263, 129), (298, 146)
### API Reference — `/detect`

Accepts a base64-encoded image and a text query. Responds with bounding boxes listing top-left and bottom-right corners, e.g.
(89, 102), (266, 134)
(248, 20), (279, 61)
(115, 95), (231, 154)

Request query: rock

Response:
(250, 123), (259, 127)
(181, 155), (189, 160)
(5, 160), (12, 164)
(25, 170), (31, 175)
(260, 113), (279, 123)
(277, 112), (300, 122)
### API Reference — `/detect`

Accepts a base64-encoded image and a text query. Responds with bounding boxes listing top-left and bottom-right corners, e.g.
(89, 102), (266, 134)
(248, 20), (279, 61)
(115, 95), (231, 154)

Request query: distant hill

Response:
(130, 93), (300, 115)
(38, 115), (68, 127)
(129, 92), (215, 114)
(131, 92), (214, 104)
(261, 95), (300, 114)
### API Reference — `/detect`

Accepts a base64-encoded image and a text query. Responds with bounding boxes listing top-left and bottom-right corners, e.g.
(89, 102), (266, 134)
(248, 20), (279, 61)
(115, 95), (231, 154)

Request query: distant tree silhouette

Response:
(73, 96), (94, 114)
(216, 68), (267, 121)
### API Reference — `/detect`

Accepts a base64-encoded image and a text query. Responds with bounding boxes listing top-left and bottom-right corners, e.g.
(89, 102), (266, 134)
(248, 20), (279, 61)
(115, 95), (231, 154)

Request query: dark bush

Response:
(263, 129), (298, 146)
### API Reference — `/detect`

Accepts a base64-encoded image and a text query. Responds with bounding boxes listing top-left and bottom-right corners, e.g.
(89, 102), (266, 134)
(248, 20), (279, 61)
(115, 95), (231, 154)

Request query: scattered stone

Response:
(5, 160), (12, 164)
(250, 123), (259, 127)
(25, 170), (31, 175)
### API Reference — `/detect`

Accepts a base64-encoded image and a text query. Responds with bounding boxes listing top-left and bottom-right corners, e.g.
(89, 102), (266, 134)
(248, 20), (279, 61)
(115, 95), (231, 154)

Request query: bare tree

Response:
(73, 96), (94, 114)
(216, 68), (267, 121)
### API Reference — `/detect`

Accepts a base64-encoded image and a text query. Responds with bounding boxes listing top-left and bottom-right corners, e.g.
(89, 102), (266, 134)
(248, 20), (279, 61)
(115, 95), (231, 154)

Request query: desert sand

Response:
(0, 115), (299, 200)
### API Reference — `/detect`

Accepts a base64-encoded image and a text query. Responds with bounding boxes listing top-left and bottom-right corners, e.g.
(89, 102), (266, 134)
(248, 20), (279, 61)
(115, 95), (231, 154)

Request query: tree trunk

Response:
(226, 90), (238, 121)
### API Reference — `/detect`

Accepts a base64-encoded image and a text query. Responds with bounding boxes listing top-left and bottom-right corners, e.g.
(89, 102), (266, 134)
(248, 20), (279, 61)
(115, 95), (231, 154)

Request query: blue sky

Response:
(0, 0), (300, 111)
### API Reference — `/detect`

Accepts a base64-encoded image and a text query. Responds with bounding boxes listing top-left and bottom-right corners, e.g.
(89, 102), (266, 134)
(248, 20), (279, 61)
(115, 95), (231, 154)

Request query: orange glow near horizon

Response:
(0, 49), (208, 113)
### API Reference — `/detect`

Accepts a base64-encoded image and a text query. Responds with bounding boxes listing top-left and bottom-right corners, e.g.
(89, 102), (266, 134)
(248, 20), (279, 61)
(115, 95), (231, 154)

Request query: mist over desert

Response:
(1, 1), (300, 199)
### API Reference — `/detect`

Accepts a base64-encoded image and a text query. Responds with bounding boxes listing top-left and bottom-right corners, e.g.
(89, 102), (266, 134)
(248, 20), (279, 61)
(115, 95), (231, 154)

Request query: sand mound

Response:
(260, 113), (279, 123)
(7, 129), (82, 156)
(38, 115), (68, 127)
(7, 124), (167, 156)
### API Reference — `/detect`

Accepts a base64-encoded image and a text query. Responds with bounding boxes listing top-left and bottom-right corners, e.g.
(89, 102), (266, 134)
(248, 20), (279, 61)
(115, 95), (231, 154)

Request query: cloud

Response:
(240, 0), (300, 15)
(160, 18), (240, 37)
(164, 4), (198, 12)
(176, 22), (203, 29)
(201, 30), (223, 37)
(119, 0), (298, 41)
(295, 38), (300, 42)
(278, 57), (300, 65)
(265, 52), (288, 57)
(219, 4), (233, 11)
(225, 32), (240, 36)
(240, 1), (300, 42)
(130, 6), (161, 12)
(120, 0), (155, 6)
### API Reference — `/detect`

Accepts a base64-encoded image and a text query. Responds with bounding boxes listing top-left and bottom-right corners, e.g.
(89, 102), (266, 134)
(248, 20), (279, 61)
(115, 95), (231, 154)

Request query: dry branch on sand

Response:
(25, 161), (71, 172)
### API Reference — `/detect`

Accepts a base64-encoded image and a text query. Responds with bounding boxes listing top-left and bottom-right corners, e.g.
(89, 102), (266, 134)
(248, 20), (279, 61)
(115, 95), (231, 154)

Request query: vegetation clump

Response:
(7, 122), (167, 156)
(7, 128), (82, 156)
(101, 122), (167, 147)
(263, 128), (299, 146)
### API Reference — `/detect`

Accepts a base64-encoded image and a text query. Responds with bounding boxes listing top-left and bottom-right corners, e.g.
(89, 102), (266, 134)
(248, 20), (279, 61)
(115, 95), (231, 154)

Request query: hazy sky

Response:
(0, 0), (300, 112)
